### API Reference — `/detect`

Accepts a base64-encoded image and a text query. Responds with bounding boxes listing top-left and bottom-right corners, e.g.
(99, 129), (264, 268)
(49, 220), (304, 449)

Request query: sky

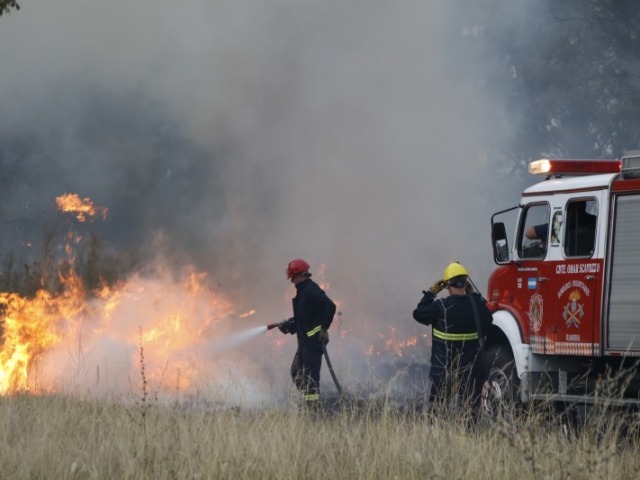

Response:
(0, 1), (527, 404)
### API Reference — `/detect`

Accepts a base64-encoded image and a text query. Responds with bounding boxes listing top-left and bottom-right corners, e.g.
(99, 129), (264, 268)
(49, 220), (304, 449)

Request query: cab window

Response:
(518, 203), (550, 259)
(564, 199), (597, 257)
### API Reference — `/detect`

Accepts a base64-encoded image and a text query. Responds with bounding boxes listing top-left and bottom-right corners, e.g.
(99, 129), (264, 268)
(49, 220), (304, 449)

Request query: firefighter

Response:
(278, 259), (336, 409)
(413, 262), (493, 416)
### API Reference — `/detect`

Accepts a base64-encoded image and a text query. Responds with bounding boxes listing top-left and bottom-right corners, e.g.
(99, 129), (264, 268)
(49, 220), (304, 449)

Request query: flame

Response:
(1, 194), (293, 398)
(363, 327), (427, 358)
(0, 232), (431, 399)
(0, 272), (87, 393)
(0, 261), (246, 396)
(56, 193), (108, 222)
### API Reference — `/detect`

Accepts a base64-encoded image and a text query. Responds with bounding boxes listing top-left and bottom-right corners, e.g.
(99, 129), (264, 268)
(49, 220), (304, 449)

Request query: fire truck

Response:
(485, 151), (640, 411)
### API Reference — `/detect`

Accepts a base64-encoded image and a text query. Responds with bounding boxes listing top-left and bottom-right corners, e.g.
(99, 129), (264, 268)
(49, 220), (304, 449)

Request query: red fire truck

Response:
(485, 152), (640, 411)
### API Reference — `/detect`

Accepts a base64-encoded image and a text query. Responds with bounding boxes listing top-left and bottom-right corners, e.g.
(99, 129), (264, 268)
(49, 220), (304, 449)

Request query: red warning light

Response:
(529, 158), (621, 176)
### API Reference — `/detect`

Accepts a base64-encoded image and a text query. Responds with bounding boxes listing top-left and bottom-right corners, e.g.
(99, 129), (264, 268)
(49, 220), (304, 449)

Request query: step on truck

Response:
(485, 151), (640, 412)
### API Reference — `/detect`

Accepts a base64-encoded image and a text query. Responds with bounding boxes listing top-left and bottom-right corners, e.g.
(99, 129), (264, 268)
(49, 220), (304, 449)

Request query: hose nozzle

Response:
(266, 320), (287, 331)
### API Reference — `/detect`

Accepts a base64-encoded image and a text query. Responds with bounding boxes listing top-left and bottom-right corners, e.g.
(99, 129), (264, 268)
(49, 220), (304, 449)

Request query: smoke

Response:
(32, 268), (280, 408)
(0, 1), (529, 403)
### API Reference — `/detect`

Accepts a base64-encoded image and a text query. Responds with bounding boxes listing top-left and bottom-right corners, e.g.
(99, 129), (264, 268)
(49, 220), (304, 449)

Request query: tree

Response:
(509, 0), (640, 159)
(453, 0), (640, 192)
(0, 0), (20, 17)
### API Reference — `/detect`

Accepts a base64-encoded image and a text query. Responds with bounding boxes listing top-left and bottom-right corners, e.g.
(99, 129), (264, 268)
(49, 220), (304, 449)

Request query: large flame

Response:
(0, 264), (241, 396)
(0, 194), (250, 397)
(0, 272), (86, 393)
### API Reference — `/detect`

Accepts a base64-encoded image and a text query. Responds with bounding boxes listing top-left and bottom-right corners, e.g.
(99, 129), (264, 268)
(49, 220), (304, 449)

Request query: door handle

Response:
(538, 277), (548, 283)
(586, 275), (595, 281)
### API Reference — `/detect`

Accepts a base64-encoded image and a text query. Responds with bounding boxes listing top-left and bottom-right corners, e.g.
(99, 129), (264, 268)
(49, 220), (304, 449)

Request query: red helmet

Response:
(286, 259), (310, 279)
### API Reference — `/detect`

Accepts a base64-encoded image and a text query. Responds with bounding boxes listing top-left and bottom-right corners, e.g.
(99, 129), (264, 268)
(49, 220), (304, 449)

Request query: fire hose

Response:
(321, 338), (342, 396)
(266, 320), (343, 396)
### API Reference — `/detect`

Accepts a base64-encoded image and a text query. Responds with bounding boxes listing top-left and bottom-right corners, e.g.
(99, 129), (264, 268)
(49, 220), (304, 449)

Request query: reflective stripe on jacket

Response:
(307, 325), (322, 337)
(432, 328), (479, 342)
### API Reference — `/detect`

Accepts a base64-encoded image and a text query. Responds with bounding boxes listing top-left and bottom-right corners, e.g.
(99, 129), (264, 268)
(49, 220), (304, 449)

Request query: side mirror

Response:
(492, 222), (509, 263)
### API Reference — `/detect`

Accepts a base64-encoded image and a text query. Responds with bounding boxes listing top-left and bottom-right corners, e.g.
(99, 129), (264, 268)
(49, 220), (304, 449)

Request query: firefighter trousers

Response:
(429, 340), (485, 412)
(290, 343), (322, 404)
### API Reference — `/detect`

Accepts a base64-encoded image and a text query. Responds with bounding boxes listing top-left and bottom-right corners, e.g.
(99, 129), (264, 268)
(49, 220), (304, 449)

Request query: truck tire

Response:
(482, 344), (521, 418)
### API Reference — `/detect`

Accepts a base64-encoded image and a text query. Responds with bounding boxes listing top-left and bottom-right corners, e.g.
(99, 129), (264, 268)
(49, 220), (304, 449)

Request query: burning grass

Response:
(0, 394), (639, 479)
(1, 199), (640, 478)
(0, 194), (429, 403)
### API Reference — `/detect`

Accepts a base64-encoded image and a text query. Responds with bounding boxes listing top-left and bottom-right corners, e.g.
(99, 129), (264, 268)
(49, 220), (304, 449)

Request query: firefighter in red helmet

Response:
(278, 259), (336, 409)
(413, 262), (492, 418)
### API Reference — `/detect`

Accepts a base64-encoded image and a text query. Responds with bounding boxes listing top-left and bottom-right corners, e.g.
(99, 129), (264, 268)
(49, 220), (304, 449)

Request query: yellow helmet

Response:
(443, 262), (469, 282)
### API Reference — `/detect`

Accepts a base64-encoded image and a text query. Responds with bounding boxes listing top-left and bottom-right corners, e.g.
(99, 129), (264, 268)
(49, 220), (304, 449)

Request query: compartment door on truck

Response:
(607, 188), (640, 353)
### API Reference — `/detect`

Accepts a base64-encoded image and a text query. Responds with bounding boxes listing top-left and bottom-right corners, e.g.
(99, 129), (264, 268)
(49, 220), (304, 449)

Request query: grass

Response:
(2, 237), (640, 478)
(0, 393), (639, 479)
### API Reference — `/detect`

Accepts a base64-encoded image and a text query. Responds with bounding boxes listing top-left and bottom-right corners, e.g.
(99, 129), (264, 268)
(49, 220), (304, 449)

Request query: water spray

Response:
(205, 320), (287, 356)
(209, 326), (261, 353)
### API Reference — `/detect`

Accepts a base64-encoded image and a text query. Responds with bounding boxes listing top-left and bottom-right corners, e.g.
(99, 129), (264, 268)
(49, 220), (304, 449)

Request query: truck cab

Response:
(485, 153), (640, 409)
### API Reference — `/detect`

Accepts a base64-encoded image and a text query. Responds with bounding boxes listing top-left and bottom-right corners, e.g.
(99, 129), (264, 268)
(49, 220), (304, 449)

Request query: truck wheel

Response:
(482, 344), (521, 418)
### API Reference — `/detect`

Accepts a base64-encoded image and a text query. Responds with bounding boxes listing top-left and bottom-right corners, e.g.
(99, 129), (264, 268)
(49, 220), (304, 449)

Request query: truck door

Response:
(546, 195), (602, 355)
(515, 202), (550, 354)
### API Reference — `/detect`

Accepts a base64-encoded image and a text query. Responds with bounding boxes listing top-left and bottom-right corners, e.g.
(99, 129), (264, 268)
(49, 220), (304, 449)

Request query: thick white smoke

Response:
(0, 1), (527, 405)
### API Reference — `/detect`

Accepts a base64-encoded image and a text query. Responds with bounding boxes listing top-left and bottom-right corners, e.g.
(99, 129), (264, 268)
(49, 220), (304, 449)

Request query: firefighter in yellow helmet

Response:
(413, 262), (492, 417)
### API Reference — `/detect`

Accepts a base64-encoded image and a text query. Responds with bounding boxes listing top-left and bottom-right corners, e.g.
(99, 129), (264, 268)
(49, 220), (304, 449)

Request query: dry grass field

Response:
(0, 392), (639, 480)
(0, 248), (639, 479)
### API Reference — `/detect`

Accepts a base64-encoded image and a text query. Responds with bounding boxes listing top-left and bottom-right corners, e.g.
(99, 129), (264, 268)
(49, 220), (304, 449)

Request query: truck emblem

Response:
(529, 293), (543, 332)
(562, 289), (584, 328)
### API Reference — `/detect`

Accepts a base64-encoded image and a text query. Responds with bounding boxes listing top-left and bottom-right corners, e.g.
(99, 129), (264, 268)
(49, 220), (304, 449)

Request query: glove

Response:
(319, 329), (329, 344)
(429, 279), (446, 294)
(278, 318), (296, 335)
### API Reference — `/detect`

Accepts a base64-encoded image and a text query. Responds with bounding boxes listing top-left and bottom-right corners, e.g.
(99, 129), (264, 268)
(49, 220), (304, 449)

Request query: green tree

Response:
(0, 0), (20, 16)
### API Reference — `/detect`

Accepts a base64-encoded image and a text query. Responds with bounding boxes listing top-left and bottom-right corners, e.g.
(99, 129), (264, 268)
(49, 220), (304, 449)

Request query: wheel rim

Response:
(481, 368), (510, 416)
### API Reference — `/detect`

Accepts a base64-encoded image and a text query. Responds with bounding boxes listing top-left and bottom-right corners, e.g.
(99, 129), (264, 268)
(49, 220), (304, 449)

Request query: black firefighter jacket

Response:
(284, 278), (336, 345)
(413, 291), (493, 366)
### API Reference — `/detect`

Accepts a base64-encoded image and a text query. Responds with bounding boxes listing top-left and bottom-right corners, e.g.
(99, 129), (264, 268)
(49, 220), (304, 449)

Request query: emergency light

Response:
(529, 158), (621, 176)
(621, 151), (640, 179)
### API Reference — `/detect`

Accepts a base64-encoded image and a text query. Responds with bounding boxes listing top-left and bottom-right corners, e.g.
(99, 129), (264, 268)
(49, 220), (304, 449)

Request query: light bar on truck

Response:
(621, 151), (640, 179)
(529, 158), (621, 176)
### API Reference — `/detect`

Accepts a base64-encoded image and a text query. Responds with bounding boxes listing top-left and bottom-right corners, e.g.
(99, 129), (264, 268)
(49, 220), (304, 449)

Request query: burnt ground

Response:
(319, 358), (431, 415)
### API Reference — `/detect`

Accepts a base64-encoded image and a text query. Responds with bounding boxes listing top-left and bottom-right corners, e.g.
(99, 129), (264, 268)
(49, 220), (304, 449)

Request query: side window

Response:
(564, 199), (597, 257)
(518, 203), (550, 259)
